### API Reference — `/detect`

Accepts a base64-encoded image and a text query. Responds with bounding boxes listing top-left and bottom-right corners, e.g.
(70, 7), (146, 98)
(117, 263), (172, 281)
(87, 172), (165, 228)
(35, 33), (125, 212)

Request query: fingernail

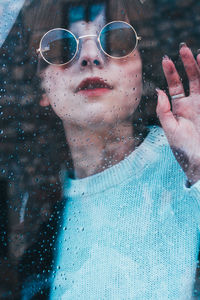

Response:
(197, 49), (200, 55)
(163, 55), (169, 60)
(179, 42), (187, 49)
(156, 88), (163, 97)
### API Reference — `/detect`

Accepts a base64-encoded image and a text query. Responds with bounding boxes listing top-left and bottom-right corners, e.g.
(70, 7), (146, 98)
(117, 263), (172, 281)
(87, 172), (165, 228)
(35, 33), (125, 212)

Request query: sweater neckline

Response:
(63, 126), (167, 197)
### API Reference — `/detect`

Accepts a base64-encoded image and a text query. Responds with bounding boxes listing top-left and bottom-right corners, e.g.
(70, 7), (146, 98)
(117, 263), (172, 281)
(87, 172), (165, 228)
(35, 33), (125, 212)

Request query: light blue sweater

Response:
(50, 126), (200, 300)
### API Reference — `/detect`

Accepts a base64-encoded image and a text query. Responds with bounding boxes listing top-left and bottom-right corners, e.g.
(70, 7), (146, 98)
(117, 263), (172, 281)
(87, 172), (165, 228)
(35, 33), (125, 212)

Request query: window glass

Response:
(1, 0), (200, 299)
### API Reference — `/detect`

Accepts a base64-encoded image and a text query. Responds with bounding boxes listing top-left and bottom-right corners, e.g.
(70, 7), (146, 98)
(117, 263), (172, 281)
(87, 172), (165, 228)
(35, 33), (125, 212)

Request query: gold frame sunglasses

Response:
(37, 21), (141, 66)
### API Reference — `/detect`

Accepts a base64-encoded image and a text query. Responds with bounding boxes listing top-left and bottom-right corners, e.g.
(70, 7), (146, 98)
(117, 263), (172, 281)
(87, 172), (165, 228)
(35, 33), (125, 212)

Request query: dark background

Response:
(0, 0), (200, 298)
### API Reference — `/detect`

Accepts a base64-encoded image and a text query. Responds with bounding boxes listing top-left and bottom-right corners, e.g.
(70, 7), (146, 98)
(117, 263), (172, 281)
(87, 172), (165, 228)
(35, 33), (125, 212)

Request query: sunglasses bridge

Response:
(76, 34), (100, 46)
(78, 34), (98, 39)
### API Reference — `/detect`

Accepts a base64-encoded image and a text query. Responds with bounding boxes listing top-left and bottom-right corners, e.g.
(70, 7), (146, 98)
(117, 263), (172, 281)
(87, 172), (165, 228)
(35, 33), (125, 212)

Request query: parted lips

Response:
(75, 77), (113, 92)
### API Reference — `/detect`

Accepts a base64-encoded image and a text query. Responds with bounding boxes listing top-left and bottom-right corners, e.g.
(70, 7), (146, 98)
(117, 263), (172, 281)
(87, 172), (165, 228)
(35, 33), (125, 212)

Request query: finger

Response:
(197, 52), (200, 68)
(179, 44), (200, 94)
(162, 56), (185, 99)
(156, 89), (178, 135)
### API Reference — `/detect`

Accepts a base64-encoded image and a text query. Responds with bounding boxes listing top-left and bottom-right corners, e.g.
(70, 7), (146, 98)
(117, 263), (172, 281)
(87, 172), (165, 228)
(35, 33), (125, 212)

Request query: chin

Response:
(78, 112), (135, 131)
(60, 97), (138, 129)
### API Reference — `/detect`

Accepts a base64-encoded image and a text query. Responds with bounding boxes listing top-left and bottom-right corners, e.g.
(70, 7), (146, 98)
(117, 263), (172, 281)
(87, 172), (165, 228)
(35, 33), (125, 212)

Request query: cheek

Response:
(117, 62), (142, 107)
(41, 65), (74, 93)
(116, 53), (142, 90)
(113, 68), (142, 121)
(41, 69), (74, 118)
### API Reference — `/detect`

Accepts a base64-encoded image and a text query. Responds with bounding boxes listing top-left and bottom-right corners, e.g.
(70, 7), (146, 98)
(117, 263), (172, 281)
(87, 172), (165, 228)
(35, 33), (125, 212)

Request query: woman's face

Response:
(40, 10), (142, 130)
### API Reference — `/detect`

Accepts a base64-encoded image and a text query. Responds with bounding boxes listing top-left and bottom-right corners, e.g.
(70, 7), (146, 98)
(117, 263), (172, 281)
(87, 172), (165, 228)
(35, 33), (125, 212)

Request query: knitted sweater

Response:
(50, 126), (200, 300)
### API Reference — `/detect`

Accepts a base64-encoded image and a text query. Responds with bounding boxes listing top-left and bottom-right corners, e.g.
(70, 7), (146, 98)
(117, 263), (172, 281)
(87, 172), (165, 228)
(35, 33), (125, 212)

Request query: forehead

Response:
(68, 4), (106, 34)
(69, 12), (106, 35)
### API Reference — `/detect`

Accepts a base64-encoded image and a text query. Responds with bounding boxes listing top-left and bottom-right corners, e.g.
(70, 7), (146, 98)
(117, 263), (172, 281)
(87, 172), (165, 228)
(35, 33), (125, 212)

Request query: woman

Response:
(6, 0), (200, 298)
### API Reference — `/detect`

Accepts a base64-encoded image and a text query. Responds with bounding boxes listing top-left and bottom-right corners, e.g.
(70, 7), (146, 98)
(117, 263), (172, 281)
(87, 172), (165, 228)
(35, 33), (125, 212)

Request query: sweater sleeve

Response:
(185, 180), (200, 228)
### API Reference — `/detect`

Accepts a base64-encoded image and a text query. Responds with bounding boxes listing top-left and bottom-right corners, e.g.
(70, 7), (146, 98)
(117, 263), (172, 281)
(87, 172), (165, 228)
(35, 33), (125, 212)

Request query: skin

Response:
(40, 12), (200, 184)
(40, 14), (143, 178)
(157, 45), (200, 185)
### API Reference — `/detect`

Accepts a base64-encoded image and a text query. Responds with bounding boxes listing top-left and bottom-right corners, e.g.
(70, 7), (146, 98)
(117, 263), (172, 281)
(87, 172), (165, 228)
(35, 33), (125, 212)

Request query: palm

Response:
(156, 45), (200, 184)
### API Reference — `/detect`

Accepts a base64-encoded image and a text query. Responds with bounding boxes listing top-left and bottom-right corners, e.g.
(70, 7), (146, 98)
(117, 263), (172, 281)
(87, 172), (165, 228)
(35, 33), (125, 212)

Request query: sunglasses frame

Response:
(37, 20), (142, 66)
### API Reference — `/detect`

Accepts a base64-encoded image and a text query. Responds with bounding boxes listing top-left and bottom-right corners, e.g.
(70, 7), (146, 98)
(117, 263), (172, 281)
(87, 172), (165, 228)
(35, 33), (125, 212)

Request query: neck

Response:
(63, 121), (146, 179)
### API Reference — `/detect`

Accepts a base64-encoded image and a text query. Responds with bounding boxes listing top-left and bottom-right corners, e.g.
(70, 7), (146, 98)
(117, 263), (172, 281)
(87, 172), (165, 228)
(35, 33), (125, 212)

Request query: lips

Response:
(75, 77), (113, 93)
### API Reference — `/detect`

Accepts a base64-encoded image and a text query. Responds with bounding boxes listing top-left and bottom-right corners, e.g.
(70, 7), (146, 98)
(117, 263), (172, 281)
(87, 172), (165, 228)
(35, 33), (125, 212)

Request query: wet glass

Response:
(1, 0), (200, 299)
(40, 29), (78, 65)
(39, 21), (139, 65)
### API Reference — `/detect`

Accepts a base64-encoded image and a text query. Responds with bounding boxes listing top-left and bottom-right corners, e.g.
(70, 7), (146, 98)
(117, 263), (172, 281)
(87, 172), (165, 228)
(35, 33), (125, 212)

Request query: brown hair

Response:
(1, 0), (161, 258)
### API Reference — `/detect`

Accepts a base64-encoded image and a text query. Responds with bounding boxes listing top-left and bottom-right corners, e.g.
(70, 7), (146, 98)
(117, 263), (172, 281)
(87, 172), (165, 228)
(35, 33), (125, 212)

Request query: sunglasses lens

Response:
(40, 29), (77, 65)
(100, 22), (137, 58)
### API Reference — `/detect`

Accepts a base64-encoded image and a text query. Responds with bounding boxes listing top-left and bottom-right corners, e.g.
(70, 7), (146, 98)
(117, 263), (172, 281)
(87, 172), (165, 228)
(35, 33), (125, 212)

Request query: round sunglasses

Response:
(37, 21), (141, 66)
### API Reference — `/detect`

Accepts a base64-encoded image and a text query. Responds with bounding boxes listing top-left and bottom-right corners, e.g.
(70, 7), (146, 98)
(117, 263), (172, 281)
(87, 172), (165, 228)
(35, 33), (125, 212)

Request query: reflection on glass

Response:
(1, 0), (200, 299)
(40, 29), (78, 65)
(99, 21), (138, 57)
(39, 21), (139, 66)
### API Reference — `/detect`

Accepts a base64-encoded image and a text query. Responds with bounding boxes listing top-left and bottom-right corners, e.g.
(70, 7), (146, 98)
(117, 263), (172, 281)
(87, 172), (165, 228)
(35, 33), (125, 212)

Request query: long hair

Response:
(2, 0), (200, 297)
(0, 0), (163, 295)
(0, 0), (160, 239)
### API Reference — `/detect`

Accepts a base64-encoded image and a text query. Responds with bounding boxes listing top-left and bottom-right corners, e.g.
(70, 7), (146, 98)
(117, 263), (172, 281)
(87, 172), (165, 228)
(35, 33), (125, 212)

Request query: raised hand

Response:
(156, 44), (200, 185)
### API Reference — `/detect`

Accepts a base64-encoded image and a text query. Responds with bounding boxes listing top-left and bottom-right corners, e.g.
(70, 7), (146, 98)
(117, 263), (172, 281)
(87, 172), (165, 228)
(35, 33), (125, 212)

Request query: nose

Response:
(78, 37), (105, 69)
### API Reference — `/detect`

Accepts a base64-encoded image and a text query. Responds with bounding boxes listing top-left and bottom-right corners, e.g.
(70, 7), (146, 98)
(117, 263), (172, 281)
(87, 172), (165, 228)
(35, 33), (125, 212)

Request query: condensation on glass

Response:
(0, 0), (200, 299)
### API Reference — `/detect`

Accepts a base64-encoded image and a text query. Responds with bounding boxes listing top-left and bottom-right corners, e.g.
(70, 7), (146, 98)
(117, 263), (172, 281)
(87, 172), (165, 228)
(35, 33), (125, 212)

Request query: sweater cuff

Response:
(185, 180), (200, 228)
(185, 180), (200, 205)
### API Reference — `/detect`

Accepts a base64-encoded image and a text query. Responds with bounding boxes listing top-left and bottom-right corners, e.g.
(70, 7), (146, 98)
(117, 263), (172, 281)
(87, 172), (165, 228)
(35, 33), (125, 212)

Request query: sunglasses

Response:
(37, 21), (141, 66)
